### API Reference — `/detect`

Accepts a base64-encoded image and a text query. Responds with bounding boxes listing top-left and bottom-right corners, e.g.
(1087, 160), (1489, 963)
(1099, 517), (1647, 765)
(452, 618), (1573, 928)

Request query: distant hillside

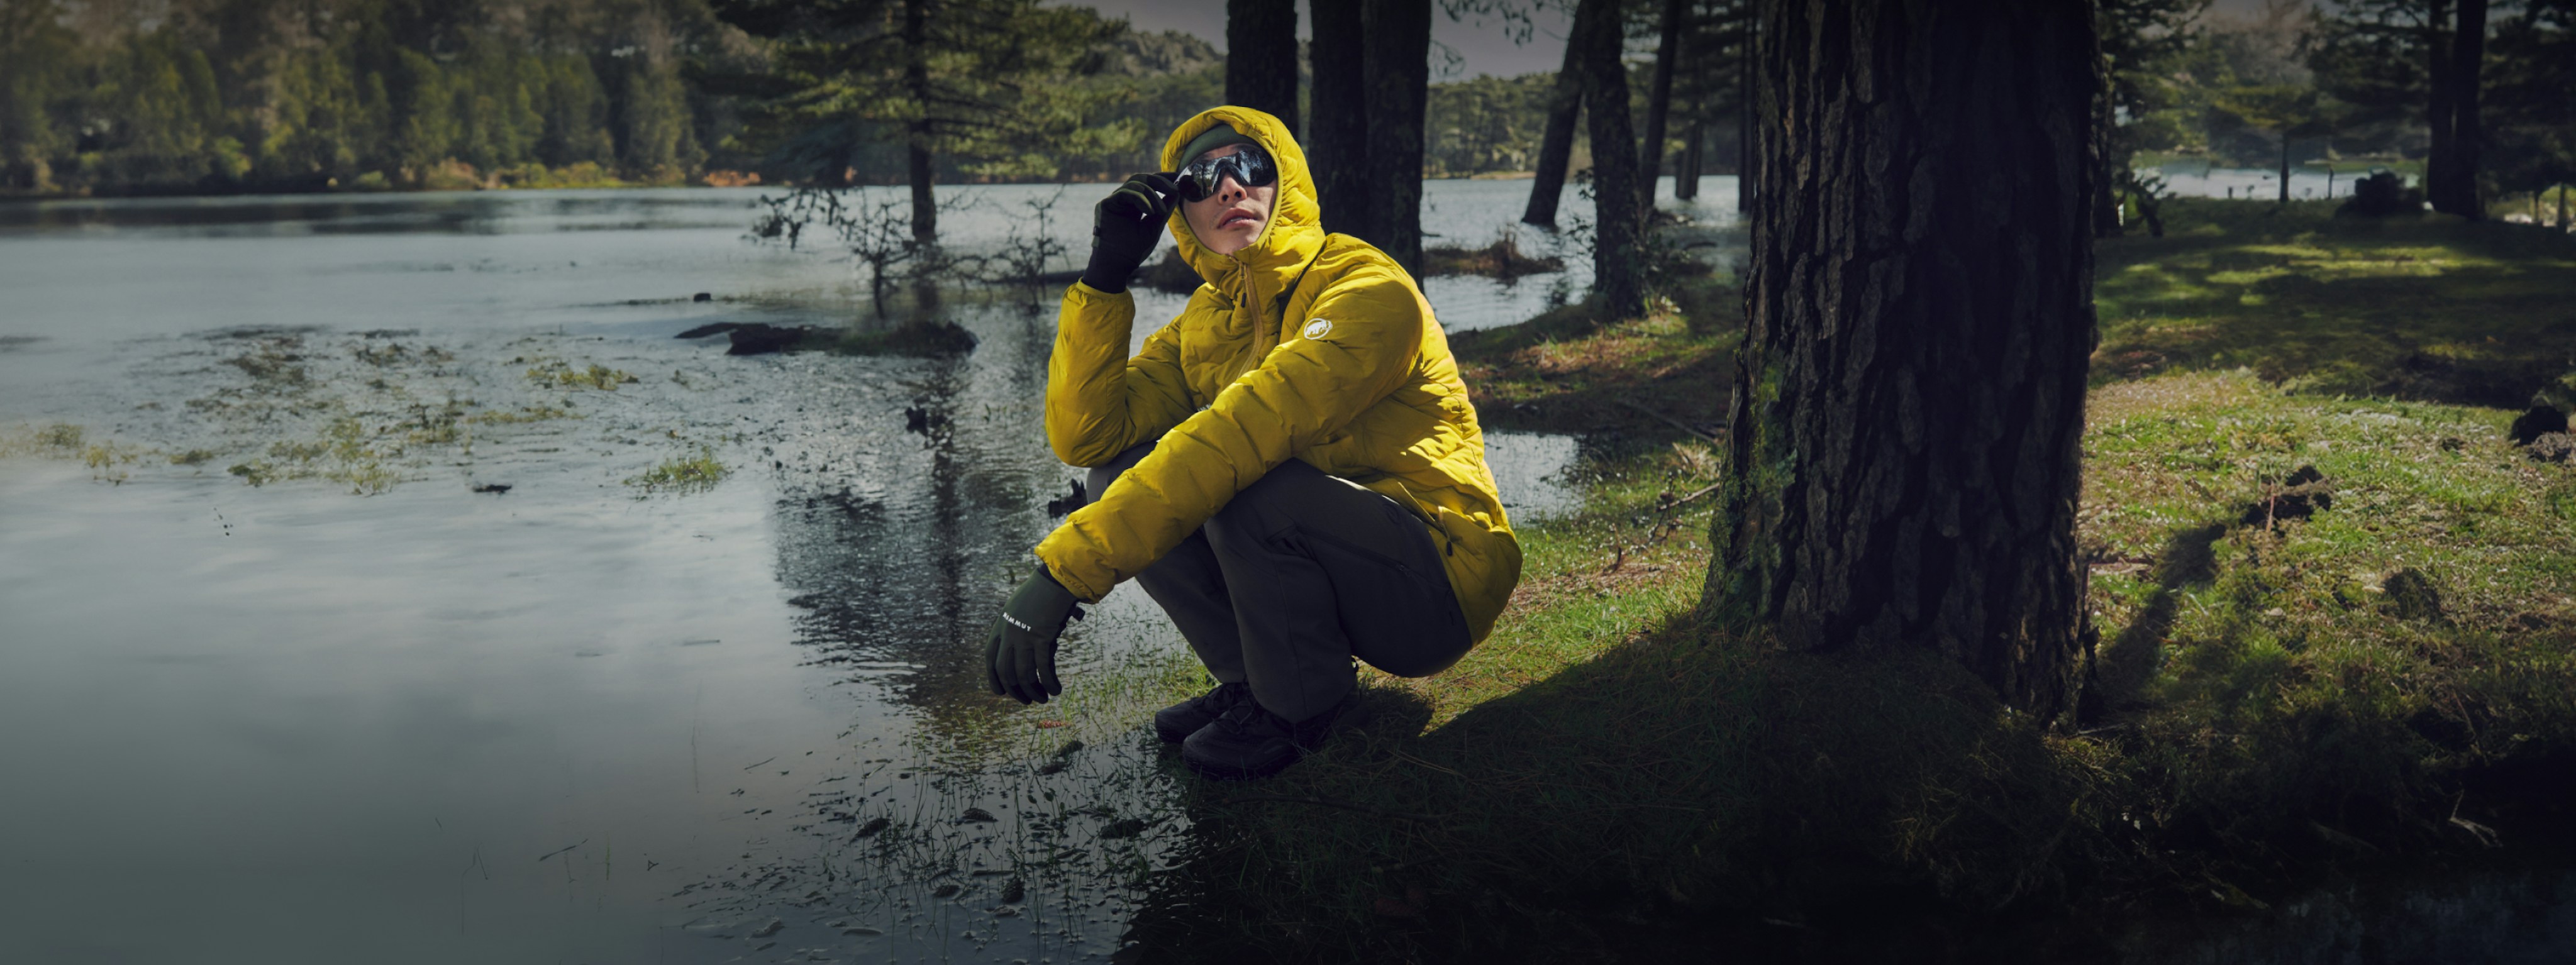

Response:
(0, 0), (766, 196)
(1113, 30), (1223, 77)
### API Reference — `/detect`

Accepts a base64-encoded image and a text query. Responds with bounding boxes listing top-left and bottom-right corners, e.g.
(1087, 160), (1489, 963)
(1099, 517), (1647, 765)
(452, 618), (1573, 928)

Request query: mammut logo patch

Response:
(1302, 318), (1333, 340)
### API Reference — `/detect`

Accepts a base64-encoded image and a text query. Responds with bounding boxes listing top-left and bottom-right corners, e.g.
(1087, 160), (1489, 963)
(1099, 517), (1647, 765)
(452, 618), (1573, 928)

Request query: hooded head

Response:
(1157, 107), (1325, 304)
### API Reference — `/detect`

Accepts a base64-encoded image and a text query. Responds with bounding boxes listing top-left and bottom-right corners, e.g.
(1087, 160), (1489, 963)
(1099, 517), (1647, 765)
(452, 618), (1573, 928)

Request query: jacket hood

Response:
(1159, 107), (1326, 326)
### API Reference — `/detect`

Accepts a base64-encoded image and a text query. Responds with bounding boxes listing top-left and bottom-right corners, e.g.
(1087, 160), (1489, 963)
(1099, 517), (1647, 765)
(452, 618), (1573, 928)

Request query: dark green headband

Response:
(1177, 123), (1258, 168)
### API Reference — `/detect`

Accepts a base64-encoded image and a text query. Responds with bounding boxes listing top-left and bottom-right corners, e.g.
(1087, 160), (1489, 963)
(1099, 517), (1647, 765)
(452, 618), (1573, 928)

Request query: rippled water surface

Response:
(0, 181), (1621, 964)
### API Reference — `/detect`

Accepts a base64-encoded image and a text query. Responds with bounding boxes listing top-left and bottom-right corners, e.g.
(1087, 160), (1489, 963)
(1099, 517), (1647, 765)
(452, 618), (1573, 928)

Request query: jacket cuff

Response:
(1065, 278), (1133, 303)
(1033, 538), (1108, 604)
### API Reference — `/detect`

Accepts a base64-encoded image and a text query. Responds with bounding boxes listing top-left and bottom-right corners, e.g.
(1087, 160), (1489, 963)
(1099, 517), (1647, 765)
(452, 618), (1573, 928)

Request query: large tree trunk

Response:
(2094, 85), (2122, 236)
(1706, 0), (2101, 724)
(1638, 0), (1688, 210)
(2424, 0), (2455, 215)
(1523, 16), (1588, 228)
(2432, 0), (2485, 218)
(1737, 9), (1754, 214)
(902, 0), (936, 246)
(1363, 0), (1433, 277)
(1677, 119), (1704, 201)
(1307, 0), (1372, 239)
(1226, 0), (1301, 138)
(1575, 0), (1645, 315)
(2277, 131), (2291, 203)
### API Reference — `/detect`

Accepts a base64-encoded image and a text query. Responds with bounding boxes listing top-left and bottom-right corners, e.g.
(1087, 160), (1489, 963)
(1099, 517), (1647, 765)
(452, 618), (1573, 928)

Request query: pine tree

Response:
(710, 0), (1130, 243)
(0, 0), (81, 191)
(1711, 0), (2101, 723)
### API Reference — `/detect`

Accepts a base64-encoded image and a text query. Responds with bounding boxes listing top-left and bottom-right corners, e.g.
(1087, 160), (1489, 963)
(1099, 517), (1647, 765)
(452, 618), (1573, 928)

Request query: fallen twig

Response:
(1389, 747), (1467, 779)
(1656, 482), (1723, 511)
(1616, 399), (1723, 442)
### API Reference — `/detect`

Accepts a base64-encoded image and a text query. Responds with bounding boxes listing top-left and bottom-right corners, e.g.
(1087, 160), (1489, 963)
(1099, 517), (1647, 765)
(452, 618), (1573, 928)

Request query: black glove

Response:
(1081, 172), (1177, 293)
(986, 565), (1083, 704)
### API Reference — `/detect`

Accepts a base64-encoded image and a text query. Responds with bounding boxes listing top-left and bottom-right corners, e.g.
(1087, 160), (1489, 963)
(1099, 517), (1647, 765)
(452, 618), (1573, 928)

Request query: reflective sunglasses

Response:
(1173, 143), (1277, 203)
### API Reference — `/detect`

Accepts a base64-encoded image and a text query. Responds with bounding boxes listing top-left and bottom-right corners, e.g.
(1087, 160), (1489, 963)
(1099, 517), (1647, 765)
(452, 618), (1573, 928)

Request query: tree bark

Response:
(2094, 84), (2122, 236)
(1706, 0), (2101, 724)
(1677, 119), (1704, 200)
(1226, 0), (1301, 138)
(1307, 0), (1372, 239)
(2424, 0), (2454, 216)
(1575, 0), (1645, 315)
(2433, 0), (2485, 218)
(1638, 0), (1688, 208)
(1738, 9), (1753, 214)
(1364, 0), (1433, 277)
(902, 0), (936, 246)
(2277, 130), (2290, 204)
(1523, 13), (1589, 228)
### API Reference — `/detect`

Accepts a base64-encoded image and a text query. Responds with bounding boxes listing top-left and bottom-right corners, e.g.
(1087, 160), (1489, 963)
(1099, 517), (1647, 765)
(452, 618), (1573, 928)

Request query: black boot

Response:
(1180, 695), (1355, 781)
(1152, 681), (1250, 744)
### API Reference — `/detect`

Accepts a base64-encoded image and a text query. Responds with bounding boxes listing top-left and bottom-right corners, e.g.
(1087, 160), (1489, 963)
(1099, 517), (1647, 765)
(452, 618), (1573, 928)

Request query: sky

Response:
(1067, 0), (1579, 80)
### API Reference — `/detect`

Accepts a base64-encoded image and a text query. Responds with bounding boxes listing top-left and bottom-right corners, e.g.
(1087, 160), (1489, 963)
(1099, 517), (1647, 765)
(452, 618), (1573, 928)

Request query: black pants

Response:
(1086, 441), (1472, 723)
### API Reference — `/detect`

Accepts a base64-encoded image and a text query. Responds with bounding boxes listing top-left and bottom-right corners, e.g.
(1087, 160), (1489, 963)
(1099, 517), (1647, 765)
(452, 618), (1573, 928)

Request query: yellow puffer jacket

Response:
(1034, 106), (1522, 646)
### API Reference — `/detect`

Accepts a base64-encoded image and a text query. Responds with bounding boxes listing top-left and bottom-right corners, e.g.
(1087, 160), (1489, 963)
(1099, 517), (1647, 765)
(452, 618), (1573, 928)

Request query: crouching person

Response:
(985, 106), (1521, 781)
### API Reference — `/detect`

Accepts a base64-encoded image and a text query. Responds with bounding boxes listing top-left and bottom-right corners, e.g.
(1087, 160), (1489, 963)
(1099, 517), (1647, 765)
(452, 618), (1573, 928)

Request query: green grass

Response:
(626, 449), (728, 493)
(525, 359), (640, 390)
(1451, 280), (1739, 440)
(2096, 199), (2576, 408)
(1112, 222), (2576, 962)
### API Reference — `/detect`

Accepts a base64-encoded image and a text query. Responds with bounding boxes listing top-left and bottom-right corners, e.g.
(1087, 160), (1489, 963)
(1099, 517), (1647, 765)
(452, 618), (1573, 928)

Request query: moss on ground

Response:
(1117, 207), (2576, 963)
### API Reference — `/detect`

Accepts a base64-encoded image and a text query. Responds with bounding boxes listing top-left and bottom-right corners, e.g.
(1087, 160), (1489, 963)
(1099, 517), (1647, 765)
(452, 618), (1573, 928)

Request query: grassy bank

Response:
(1116, 206), (2576, 962)
(2096, 198), (2576, 409)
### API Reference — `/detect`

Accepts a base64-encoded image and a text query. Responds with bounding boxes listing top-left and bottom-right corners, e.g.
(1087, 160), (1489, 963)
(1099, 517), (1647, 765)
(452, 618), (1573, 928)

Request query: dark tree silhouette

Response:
(2430, 0), (2488, 217)
(2094, 0), (2207, 238)
(1574, 0), (1645, 314)
(1520, 8), (1587, 227)
(1636, 0), (1688, 206)
(1304, 0), (1432, 277)
(1307, 0), (1374, 239)
(1365, 0), (1434, 276)
(902, 0), (936, 245)
(1224, 0), (1299, 137)
(1707, 0), (2101, 723)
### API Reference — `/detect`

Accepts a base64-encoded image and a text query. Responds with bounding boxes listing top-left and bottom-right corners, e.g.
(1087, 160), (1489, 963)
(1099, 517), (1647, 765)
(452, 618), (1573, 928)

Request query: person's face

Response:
(1180, 145), (1274, 256)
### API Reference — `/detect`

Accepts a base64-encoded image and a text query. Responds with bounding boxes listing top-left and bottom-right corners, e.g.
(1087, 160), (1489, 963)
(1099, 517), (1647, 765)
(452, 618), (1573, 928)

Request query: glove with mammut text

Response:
(986, 565), (1083, 704)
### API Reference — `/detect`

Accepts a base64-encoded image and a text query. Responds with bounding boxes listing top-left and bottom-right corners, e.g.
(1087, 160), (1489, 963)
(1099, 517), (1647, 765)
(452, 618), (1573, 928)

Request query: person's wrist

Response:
(1080, 248), (1136, 294)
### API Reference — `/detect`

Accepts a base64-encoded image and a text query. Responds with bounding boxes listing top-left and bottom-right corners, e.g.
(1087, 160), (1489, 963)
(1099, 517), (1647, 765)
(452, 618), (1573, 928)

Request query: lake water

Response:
(0, 179), (1654, 964)
(2148, 162), (2384, 202)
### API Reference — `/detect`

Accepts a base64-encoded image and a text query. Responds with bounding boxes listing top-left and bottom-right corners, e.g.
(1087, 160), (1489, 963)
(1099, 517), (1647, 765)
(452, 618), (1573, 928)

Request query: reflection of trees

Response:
(765, 307), (1064, 739)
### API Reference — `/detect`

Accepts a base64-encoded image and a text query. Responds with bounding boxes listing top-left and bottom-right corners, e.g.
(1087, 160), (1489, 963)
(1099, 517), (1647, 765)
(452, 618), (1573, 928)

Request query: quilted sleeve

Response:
(1045, 280), (1202, 468)
(1036, 268), (1426, 600)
